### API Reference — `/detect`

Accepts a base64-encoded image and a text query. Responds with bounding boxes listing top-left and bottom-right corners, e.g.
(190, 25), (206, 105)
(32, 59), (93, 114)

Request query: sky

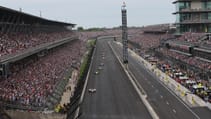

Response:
(0, 0), (175, 28)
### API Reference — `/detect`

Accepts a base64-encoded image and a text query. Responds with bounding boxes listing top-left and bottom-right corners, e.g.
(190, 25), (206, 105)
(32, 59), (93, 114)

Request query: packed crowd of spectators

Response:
(129, 33), (168, 50)
(0, 31), (74, 57)
(1, 24), (210, 109)
(158, 48), (211, 70)
(78, 29), (123, 41)
(177, 32), (206, 43)
(142, 24), (170, 32)
(0, 40), (85, 107)
(0, 28), (127, 109)
(78, 31), (106, 41)
(0, 30), (86, 108)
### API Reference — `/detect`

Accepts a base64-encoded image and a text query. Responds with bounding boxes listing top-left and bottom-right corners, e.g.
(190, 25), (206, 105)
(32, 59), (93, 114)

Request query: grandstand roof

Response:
(0, 6), (75, 27)
(0, 37), (77, 64)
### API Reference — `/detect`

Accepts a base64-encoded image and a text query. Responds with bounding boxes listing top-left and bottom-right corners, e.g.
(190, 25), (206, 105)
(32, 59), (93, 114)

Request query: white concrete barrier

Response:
(207, 102), (211, 109)
(74, 43), (97, 118)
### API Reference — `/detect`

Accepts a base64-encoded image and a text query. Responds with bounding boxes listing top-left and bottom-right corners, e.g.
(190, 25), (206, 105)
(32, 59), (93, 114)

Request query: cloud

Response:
(0, 0), (175, 28)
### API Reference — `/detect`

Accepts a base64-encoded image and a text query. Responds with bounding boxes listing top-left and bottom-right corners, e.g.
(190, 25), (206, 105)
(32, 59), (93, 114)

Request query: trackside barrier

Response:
(181, 91), (186, 97)
(115, 42), (211, 110)
(74, 40), (97, 119)
(192, 97), (196, 105)
(207, 103), (211, 109)
(151, 62), (208, 108)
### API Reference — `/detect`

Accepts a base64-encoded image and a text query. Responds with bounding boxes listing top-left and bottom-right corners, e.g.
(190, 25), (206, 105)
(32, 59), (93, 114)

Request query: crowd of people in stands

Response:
(177, 32), (206, 43)
(78, 31), (106, 41)
(142, 24), (170, 32)
(0, 23), (211, 109)
(155, 59), (211, 102)
(0, 25), (123, 109)
(129, 33), (167, 50)
(0, 31), (86, 108)
(0, 31), (74, 57)
(158, 48), (211, 70)
(158, 32), (211, 70)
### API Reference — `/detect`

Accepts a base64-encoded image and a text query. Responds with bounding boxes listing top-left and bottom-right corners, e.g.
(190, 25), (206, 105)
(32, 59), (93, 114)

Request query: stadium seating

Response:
(177, 32), (206, 43)
(158, 48), (211, 70)
(0, 31), (74, 57)
(0, 31), (88, 109)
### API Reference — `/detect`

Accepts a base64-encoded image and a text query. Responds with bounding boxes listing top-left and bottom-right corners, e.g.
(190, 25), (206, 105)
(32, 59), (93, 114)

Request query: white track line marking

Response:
(166, 101), (169, 105)
(173, 109), (177, 114)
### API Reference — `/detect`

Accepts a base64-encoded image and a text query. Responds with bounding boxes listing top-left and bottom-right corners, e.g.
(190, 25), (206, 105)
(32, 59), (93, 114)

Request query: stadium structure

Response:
(173, 0), (211, 33)
(0, 5), (79, 112)
(0, 6), (76, 77)
(0, 2), (211, 119)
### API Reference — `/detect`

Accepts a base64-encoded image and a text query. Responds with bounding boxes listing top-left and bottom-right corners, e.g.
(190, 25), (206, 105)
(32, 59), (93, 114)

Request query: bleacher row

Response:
(127, 26), (211, 74)
(158, 48), (211, 70)
(0, 36), (85, 110)
(0, 5), (88, 112)
(177, 32), (206, 43)
(142, 24), (170, 33)
(0, 31), (74, 57)
(0, 26), (113, 112)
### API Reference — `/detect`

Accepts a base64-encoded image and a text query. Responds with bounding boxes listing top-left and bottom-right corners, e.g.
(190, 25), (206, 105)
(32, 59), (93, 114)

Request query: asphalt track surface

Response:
(80, 39), (152, 119)
(111, 41), (211, 119)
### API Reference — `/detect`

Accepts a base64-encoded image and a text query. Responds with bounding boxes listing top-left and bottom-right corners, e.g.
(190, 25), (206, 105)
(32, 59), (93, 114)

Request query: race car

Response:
(88, 88), (96, 93)
(94, 71), (99, 75)
(99, 63), (104, 66)
(98, 66), (103, 70)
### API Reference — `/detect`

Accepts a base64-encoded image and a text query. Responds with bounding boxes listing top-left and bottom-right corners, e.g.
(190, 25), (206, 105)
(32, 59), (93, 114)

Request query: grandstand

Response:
(166, 37), (211, 101)
(142, 24), (171, 34)
(0, 6), (77, 77)
(0, 6), (83, 112)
